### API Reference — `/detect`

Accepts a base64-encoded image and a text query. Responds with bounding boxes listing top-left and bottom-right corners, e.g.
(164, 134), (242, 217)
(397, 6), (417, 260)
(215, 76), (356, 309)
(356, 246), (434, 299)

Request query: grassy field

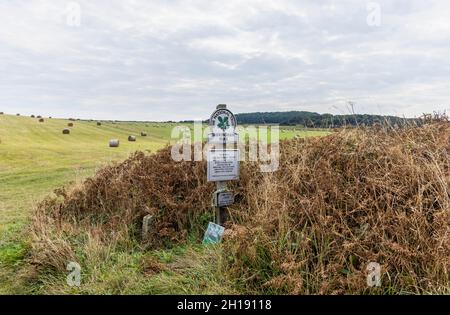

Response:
(0, 113), (330, 294)
(0, 115), (172, 234)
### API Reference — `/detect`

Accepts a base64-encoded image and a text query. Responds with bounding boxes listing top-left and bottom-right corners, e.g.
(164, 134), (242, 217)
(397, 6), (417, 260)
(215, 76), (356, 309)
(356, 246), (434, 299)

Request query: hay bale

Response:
(62, 129), (70, 134)
(109, 139), (120, 147)
(141, 132), (147, 137)
(128, 135), (137, 142)
(68, 123), (74, 127)
(39, 118), (44, 123)
(97, 122), (102, 126)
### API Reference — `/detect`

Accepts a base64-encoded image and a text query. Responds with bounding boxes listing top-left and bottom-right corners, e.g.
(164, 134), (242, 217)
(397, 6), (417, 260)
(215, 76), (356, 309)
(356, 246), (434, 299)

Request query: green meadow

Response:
(0, 115), (173, 234)
(0, 113), (330, 294)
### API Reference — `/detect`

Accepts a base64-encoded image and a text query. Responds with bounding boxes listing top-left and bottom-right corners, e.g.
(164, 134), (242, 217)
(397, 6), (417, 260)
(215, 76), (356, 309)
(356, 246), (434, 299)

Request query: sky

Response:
(0, 0), (450, 121)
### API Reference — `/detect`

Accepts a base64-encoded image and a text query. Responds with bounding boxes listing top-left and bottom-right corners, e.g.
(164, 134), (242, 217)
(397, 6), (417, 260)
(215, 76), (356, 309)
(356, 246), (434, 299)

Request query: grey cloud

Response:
(0, 0), (449, 120)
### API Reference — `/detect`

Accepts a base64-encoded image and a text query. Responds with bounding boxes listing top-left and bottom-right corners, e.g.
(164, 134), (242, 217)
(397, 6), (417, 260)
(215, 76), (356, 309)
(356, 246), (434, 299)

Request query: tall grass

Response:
(27, 119), (450, 294)
(224, 119), (450, 294)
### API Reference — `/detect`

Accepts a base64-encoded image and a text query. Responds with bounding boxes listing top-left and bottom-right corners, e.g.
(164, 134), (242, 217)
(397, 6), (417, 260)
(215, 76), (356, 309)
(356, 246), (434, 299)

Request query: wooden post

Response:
(215, 181), (227, 225)
(208, 104), (239, 227)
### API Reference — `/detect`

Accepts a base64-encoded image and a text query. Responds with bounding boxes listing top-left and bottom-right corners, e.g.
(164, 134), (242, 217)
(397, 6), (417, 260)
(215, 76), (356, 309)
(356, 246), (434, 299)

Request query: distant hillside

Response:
(235, 111), (412, 127)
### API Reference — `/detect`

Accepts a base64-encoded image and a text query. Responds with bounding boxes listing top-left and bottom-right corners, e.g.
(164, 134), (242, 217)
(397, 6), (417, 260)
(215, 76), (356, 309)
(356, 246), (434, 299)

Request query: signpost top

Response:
(209, 104), (237, 135)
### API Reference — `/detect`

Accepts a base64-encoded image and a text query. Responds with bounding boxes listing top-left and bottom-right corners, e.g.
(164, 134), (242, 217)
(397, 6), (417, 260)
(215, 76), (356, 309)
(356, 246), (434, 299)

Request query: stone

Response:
(142, 214), (154, 239)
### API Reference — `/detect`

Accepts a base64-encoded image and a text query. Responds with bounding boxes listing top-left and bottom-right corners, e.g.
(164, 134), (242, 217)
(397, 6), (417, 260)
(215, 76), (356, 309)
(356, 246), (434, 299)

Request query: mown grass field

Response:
(0, 113), (330, 294)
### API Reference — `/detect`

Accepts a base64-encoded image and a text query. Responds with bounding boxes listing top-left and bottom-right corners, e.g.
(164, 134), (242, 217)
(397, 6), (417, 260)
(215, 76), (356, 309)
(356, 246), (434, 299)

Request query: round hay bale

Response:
(128, 135), (137, 142)
(109, 139), (120, 147)
(97, 122), (102, 126)
(62, 129), (70, 134)
(39, 118), (44, 123)
(141, 132), (147, 137)
(68, 123), (74, 127)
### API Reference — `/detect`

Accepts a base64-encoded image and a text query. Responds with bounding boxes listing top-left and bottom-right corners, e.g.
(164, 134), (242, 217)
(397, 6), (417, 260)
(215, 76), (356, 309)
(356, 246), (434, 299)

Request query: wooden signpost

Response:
(207, 104), (239, 226)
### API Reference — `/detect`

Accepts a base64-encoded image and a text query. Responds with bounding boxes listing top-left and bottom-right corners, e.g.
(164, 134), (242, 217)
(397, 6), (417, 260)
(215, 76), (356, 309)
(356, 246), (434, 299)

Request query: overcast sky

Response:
(0, 0), (449, 121)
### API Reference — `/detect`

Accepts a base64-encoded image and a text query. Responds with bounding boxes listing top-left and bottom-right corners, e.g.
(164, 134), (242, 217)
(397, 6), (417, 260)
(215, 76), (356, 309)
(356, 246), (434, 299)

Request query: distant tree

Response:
(234, 111), (413, 128)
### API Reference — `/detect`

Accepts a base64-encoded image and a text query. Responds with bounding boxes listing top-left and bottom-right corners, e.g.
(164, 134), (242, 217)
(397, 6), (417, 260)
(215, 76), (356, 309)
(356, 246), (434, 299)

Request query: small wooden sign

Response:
(216, 191), (234, 207)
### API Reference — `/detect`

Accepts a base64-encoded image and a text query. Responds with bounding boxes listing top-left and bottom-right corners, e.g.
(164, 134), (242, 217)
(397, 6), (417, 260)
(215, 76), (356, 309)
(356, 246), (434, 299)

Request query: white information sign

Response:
(207, 133), (239, 145)
(207, 149), (240, 182)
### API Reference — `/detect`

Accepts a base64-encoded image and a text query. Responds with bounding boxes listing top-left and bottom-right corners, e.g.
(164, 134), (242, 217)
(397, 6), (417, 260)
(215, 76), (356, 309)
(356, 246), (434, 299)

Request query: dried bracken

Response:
(225, 121), (450, 294)
(30, 121), (450, 294)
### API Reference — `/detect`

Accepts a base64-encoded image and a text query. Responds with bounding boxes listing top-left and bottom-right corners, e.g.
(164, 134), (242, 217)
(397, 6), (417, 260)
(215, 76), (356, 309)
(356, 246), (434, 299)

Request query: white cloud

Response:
(0, 0), (449, 120)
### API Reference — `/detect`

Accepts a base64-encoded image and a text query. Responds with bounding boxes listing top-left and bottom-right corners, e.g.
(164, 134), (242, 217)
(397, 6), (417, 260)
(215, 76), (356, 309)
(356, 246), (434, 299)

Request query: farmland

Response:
(0, 115), (171, 234)
(2, 113), (448, 295)
(0, 114), (328, 294)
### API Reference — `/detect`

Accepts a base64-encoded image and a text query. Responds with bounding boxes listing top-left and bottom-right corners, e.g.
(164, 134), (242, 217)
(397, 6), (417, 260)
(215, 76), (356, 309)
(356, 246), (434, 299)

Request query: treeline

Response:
(235, 111), (413, 127)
